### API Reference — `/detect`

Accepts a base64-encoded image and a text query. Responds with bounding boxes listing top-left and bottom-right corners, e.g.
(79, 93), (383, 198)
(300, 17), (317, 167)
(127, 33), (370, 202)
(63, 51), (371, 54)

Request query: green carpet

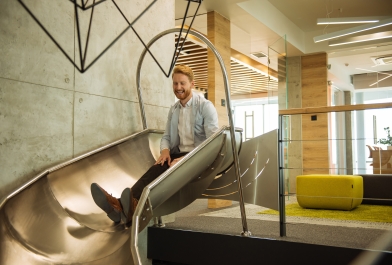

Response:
(258, 203), (392, 223)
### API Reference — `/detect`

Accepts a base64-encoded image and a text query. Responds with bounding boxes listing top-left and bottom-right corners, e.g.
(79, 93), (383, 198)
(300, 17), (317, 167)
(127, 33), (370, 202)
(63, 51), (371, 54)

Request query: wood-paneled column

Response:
(207, 11), (231, 208)
(301, 53), (329, 174)
(207, 11), (230, 127)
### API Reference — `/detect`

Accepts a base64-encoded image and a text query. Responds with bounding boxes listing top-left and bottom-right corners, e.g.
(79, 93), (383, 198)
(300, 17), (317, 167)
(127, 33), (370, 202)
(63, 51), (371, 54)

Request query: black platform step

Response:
(148, 227), (392, 265)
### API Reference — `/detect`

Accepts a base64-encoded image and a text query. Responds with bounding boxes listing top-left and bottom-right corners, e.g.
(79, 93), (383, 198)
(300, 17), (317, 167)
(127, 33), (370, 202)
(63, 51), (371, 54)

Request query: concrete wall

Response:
(0, 0), (175, 201)
(286, 56), (302, 193)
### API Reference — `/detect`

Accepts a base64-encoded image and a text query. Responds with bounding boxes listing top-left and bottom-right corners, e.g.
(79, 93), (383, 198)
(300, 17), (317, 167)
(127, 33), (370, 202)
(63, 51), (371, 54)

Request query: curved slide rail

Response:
(0, 126), (241, 264)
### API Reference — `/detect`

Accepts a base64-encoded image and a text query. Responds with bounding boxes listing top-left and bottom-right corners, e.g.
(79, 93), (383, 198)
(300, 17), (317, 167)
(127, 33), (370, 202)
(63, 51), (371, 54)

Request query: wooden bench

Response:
(296, 174), (363, 210)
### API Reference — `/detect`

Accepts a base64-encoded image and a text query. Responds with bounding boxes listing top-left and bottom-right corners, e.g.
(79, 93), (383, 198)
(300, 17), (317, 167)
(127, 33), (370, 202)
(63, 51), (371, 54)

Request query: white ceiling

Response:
(175, 0), (392, 92)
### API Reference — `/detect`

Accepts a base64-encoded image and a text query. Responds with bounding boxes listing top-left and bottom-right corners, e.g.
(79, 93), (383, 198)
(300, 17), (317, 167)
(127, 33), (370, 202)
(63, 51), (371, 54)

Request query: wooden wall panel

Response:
(301, 53), (328, 107)
(207, 11), (230, 127)
(301, 53), (329, 174)
(207, 11), (231, 208)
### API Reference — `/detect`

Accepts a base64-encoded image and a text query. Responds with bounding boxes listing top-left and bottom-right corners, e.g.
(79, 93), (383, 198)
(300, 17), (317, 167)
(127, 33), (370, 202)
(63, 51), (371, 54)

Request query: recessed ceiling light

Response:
(314, 17), (392, 43)
(317, 16), (385, 25)
(369, 75), (392, 86)
(329, 31), (392, 46)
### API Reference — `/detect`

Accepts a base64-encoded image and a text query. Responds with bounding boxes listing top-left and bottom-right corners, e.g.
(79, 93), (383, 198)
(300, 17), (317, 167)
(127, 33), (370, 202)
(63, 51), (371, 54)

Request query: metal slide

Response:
(0, 27), (281, 264)
(0, 126), (242, 264)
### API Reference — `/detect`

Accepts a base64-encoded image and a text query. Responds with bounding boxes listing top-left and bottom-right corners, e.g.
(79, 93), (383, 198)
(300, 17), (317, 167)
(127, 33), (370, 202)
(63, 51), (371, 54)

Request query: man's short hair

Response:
(172, 64), (194, 82)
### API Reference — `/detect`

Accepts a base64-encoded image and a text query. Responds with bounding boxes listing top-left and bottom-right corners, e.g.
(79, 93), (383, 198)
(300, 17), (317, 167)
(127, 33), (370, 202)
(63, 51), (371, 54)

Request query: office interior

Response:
(1, 0), (392, 264)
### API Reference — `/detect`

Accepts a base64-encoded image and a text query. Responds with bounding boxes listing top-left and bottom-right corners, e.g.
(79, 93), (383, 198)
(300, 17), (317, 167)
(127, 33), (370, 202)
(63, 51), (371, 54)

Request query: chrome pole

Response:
(136, 48), (148, 130)
(177, 29), (250, 236)
(215, 48), (250, 236)
(132, 27), (250, 264)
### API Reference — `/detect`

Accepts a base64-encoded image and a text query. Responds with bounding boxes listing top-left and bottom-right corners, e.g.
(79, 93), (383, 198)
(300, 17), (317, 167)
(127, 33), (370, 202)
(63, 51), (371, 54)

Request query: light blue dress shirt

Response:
(160, 93), (219, 154)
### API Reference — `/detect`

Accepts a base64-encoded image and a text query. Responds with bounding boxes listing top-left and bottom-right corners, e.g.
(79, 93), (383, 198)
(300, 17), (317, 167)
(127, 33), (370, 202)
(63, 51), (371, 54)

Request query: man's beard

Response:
(175, 89), (190, 100)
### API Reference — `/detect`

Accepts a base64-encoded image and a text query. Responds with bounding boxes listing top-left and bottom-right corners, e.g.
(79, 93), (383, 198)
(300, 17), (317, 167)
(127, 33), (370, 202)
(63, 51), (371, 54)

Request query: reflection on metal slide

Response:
(0, 126), (245, 264)
(203, 129), (279, 211)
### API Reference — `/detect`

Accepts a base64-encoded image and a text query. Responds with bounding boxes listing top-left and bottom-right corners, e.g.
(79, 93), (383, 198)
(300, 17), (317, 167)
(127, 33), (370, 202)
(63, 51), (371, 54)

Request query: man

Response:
(91, 64), (219, 226)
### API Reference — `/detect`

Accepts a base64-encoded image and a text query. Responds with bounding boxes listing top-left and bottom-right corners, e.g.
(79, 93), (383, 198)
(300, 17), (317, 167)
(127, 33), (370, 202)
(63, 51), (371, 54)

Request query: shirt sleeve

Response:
(160, 106), (173, 152)
(201, 100), (219, 138)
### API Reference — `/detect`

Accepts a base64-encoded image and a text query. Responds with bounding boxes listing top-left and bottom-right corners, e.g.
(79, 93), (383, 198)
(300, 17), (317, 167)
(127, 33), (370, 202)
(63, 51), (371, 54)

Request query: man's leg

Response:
(131, 162), (169, 200)
(90, 183), (123, 223)
(121, 152), (188, 225)
(90, 164), (168, 225)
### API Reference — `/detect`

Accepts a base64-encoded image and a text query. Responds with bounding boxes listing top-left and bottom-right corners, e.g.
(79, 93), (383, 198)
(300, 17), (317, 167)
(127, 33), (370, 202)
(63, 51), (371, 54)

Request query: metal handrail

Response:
(133, 27), (249, 265)
(279, 102), (392, 115)
(131, 125), (228, 264)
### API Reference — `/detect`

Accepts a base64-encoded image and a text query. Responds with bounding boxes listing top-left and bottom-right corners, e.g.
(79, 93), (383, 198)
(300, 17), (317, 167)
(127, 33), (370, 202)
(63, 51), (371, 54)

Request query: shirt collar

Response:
(180, 95), (193, 108)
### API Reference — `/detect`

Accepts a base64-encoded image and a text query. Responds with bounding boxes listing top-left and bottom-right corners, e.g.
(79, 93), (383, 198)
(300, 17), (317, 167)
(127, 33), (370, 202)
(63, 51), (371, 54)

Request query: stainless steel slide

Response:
(0, 26), (281, 264)
(0, 126), (242, 264)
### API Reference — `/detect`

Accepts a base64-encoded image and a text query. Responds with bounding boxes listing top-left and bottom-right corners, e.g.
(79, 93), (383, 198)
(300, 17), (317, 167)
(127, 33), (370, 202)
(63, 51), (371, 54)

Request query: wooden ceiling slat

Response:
(232, 82), (278, 87)
(174, 37), (278, 96)
(177, 56), (207, 62)
(232, 77), (269, 82)
(232, 74), (262, 79)
(191, 64), (207, 68)
(174, 40), (202, 48)
(231, 68), (264, 74)
(231, 85), (274, 89)
(231, 71), (267, 76)
(176, 49), (207, 56)
(232, 82), (273, 86)
(232, 79), (269, 84)
(190, 64), (208, 69)
(232, 85), (276, 89)
(232, 74), (268, 79)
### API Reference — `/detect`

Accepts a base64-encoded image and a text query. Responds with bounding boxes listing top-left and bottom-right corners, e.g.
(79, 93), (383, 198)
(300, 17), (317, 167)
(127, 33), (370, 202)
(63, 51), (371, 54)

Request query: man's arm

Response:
(160, 106), (174, 152)
(169, 155), (184, 167)
(155, 148), (171, 166)
(157, 106), (174, 166)
(202, 101), (219, 138)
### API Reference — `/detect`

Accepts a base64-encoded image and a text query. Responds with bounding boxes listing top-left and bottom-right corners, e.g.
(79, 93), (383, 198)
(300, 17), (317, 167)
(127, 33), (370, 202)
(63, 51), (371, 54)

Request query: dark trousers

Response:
(131, 152), (188, 200)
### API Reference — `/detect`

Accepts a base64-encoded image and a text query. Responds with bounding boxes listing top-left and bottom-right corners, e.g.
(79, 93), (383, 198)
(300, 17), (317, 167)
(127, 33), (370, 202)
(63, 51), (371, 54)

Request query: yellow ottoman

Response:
(296, 175), (363, 210)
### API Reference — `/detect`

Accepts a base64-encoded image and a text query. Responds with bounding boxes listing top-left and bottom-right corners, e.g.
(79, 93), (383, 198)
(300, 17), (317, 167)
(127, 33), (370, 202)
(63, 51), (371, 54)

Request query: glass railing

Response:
(278, 103), (392, 256)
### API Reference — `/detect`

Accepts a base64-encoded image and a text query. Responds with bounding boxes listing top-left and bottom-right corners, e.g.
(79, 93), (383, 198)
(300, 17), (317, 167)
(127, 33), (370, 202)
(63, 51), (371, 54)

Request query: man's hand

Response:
(169, 156), (184, 167)
(155, 149), (171, 166)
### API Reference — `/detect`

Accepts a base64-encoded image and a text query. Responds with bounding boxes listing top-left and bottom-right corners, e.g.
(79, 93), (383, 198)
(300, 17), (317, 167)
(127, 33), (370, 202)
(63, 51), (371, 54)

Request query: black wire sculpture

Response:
(71, 0), (108, 10)
(17, 0), (202, 76)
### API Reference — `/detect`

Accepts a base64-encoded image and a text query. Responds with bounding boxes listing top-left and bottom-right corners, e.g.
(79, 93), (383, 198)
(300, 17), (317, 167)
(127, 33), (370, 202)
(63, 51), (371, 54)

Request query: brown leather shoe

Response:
(91, 183), (123, 223)
(120, 188), (138, 226)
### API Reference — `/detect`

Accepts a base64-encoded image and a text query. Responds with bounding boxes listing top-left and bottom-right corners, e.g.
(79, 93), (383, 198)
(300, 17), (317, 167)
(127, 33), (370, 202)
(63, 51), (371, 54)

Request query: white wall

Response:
(0, 0), (175, 200)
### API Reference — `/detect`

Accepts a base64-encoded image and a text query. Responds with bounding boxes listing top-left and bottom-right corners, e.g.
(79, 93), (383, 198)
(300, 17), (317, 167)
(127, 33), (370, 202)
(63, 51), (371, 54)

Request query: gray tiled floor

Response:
(165, 199), (392, 251)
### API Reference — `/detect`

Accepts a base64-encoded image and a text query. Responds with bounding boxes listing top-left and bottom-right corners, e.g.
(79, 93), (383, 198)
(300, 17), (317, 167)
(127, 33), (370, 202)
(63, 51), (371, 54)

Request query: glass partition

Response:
(280, 104), (392, 235)
(268, 34), (287, 107)
(232, 97), (278, 142)
(268, 35), (289, 192)
(354, 90), (392, 175)
(230, 36), (284, 142)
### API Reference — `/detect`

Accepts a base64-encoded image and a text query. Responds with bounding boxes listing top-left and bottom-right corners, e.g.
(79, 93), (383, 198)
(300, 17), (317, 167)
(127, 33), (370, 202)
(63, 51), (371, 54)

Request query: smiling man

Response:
(90, 64), (219, 226)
